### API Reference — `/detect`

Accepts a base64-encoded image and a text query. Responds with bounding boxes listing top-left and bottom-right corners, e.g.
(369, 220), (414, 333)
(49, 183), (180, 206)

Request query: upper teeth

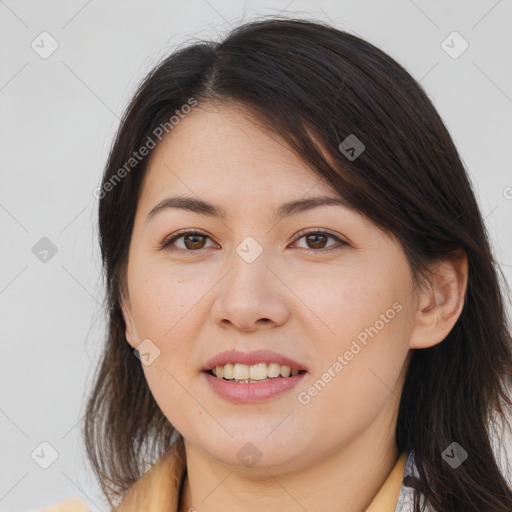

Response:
(212, 363), (300, 380)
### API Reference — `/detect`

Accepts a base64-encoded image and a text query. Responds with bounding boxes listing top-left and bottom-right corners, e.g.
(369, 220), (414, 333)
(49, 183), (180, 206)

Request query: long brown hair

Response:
(84, 16), (512, 511)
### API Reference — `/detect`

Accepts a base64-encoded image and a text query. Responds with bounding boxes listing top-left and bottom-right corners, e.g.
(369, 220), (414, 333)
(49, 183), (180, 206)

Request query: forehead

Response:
(139, 103), (337, 205)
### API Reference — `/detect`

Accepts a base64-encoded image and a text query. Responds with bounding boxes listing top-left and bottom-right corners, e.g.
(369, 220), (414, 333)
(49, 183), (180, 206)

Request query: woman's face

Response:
(122, 103), (419, 473)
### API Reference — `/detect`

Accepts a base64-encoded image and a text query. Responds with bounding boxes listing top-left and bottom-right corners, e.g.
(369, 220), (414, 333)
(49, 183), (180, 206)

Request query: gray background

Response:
(1, 1), (511, 511)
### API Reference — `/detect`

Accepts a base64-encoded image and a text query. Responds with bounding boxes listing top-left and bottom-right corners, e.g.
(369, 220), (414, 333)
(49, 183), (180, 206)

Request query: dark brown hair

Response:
(84, 16), (512, 511)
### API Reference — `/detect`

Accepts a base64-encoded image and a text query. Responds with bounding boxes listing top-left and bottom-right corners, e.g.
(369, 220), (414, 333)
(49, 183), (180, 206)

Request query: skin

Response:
(121, 102), (468, 512)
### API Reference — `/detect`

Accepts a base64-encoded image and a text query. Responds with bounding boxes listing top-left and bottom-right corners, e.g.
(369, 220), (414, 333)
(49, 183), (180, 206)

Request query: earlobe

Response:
(409, 251), (468, 349)
(120, 298), (138, 349)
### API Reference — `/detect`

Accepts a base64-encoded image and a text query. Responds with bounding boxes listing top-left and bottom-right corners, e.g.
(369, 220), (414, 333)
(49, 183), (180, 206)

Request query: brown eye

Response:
(293, 230), (347, 252)
(161, 231), (214, 252)
(182, 233), (206, 250)
(305, 233), (328, 249)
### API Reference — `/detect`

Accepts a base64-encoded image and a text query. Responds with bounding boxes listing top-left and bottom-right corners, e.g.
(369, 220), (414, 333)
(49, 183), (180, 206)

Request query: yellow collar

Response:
(365, 451), (408, 511)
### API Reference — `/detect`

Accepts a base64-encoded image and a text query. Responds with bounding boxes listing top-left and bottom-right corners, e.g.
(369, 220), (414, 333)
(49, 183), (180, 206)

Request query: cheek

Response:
(295, 267), (412, 421)
(295, 262), (403, 351)
(127, 263), (216, 378)
(131, 271), (203, 431)
(297, 312), (411, 446)
(128, 263), (206, 337)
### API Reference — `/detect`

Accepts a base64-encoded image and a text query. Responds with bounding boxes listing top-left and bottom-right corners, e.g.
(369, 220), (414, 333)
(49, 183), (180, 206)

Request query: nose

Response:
(210, 249), (291, 332)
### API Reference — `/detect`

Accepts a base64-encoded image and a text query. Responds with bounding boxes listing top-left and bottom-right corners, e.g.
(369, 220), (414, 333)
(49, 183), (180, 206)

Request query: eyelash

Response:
(160, 229), (348, 254)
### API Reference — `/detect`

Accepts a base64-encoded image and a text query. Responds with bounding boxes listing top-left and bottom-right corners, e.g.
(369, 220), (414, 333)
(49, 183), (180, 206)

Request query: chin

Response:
(193, 432), (308, 472)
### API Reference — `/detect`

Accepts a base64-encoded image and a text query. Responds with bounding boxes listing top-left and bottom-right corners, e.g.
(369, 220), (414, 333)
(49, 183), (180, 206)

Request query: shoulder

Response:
(28, 498), (91, 511)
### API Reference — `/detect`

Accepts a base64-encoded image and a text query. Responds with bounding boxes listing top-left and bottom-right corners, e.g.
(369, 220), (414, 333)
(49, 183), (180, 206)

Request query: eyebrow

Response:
(145, 195), (350, 224)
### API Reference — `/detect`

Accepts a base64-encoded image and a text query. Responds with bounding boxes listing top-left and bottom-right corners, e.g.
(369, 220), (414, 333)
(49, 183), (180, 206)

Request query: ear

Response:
(120, 293), (138, 349)
(409, 251), (468, 349)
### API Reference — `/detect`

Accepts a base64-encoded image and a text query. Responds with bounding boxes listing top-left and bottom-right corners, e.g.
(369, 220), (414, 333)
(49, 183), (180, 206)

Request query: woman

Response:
(42, 16), (512, 512)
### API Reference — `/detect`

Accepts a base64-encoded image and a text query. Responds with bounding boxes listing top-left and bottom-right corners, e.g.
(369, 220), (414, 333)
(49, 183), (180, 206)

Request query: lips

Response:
(202, 349), (308, 373)
(203, 370), (307, 403)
